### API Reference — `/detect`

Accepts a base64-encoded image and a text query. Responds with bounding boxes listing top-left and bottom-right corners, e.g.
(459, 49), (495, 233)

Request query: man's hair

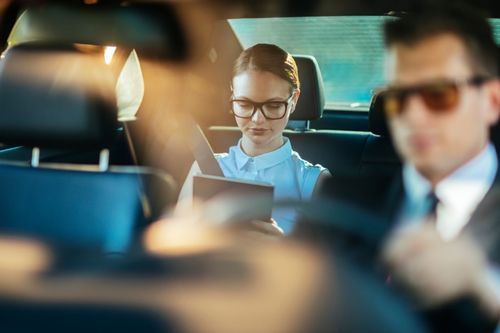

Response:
(232, 43), (300, 91)
(384, 5), (498, 77)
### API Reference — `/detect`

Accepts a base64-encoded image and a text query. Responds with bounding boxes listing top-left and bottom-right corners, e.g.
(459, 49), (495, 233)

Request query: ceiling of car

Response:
(4, 0), (500, 17)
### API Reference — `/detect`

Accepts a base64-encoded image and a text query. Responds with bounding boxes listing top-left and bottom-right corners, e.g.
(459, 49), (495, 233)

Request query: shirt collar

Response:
(231, 137), (293, 171)
(403, 143), (498, 211)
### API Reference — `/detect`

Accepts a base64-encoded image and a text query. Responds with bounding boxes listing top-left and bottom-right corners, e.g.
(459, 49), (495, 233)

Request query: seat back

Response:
(208, 126), (369, 176)
(0, 44), (174, 253)
(0, 163), (173, 253)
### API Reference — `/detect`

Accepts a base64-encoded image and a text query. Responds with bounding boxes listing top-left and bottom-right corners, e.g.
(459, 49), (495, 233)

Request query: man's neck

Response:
(410, 143), (496, 190)
(420, 143), (492, 188)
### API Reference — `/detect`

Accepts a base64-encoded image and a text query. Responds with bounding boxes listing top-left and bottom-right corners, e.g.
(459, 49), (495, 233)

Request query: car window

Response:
(230, 17), (500, 111)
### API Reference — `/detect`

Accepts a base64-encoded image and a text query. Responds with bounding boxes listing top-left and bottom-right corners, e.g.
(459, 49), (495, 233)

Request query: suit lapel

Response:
(465, 170), (500, 263)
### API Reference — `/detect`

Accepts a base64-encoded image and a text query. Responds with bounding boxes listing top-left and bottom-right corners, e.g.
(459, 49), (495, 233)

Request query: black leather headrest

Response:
(290, 55), (325, 120)
(8, 3), (186, 60)
(0, 44), (118, 148)
(368, 92), (389, 137)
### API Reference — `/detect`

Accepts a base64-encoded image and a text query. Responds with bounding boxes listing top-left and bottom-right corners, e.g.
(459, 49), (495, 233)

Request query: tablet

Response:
(193, 174), (274, 221)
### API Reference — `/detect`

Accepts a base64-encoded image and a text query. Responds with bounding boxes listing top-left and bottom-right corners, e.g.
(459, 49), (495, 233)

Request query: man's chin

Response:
(406, 151), (441, 173)
(410, 156), (451, 182)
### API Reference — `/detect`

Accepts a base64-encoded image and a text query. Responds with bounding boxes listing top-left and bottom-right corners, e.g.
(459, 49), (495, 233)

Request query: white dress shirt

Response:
(178, 137), (327, 233)
(399, 143), (500, 327)
(399, 143), (498, 240)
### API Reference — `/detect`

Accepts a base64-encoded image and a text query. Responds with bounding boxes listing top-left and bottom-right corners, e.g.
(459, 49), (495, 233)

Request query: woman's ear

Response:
(290, 89), (301, 113)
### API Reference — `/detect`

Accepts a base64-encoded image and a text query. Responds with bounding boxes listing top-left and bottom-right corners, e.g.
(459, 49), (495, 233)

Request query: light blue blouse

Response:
(214, 138), (327, 233)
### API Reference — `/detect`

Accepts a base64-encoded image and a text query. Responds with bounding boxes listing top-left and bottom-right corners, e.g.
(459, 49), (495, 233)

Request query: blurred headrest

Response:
(0, 44), (118, 148)
(290, 55), (325, 120)
(368, 92), (389, 137)
(8, 3), (186, 60)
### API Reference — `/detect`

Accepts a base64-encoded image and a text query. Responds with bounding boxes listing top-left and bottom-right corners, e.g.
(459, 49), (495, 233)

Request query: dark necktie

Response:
(426, 191), (440, 224)
(385, 191), (441, 285)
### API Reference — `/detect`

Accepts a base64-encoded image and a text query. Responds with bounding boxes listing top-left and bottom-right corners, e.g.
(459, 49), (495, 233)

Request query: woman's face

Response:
(231, 70), (299, 151)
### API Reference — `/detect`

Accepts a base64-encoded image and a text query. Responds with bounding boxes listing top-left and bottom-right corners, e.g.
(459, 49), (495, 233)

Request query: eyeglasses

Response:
(380, 76), (491, 117)
(230, 94), (294, 120)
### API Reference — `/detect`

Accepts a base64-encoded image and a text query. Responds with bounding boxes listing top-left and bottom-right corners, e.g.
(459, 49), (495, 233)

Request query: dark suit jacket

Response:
(386, 170), (500, 264)
(299, 168), (500, 265)
(294, 168), (500, 333)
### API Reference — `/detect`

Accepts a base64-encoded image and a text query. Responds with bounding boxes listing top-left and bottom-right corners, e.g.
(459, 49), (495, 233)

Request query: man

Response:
(298, 4), (500, 332)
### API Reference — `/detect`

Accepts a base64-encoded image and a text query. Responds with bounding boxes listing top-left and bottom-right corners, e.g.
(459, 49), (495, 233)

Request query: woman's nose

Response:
(251, 107), (266, 123)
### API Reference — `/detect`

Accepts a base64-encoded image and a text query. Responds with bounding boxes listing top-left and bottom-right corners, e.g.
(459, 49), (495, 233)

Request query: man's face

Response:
(385, 33), (500, 183)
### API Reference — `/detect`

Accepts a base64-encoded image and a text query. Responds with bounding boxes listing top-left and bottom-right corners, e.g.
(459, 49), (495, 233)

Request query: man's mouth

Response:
(408, 134), (435, 151)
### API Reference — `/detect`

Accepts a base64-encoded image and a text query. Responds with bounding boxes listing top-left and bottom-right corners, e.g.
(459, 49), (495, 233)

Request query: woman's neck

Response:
(241, 136), (285, 157)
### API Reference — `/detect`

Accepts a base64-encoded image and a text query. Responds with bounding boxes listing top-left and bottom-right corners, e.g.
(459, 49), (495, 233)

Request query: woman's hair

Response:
(232, 43), (300, 91)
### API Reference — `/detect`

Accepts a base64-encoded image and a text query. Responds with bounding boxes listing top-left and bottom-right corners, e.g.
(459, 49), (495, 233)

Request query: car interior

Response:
(0, 0), (499, 332)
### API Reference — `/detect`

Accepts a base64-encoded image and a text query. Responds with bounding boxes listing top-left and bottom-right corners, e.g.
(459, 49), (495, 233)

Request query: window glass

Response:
(230, 17), (500, 111)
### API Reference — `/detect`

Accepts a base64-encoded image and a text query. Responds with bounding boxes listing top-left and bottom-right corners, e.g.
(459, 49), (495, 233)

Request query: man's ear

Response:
(485, 79), (500, 126)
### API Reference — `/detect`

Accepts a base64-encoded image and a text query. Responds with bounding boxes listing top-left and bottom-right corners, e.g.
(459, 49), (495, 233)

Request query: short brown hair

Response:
(384, 4), (498, 77)
(232, 43), (300, 91)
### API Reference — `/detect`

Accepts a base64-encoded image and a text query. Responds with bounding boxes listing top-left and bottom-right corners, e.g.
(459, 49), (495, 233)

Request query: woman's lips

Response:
(248, 128), (268, 135)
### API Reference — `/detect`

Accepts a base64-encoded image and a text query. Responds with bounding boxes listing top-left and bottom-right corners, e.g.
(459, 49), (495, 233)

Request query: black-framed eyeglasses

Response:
(380, 76), (491, 118)
(230, 94), (294, 120)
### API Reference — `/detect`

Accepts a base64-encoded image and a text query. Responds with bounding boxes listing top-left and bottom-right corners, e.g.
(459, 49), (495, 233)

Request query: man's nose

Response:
(401, 94), (432, 123)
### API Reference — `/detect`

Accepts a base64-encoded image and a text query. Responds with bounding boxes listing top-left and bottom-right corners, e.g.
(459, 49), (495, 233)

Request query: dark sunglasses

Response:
(380, 76), (491, 117)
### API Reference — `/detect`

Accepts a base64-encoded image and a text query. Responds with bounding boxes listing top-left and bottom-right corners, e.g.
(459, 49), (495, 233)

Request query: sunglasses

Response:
(380, 76), (490, 117)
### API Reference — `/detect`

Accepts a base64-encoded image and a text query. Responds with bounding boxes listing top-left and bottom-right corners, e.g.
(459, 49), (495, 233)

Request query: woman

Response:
(179, 43), (330, 234)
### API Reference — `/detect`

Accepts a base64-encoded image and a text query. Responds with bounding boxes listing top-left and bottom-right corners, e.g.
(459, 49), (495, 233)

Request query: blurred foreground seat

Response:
(0, 299), (176, 333)
(0, 235), (427, 333)
(0, 44), (175, 254)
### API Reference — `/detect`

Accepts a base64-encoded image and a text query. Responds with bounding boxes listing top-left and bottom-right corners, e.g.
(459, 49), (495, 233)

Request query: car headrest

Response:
(290, 55), (325, 120)
(368, 92), (389, 137)
(7, 3), (186, 60)
(0, 44), (118, 148)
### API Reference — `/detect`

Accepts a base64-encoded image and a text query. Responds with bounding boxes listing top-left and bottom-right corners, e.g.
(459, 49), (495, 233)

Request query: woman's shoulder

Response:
(290, 150), (328, 174)
(214, 152), (229, 161)
(214, 141), (242, 161)
(288, 150), (330, 199)
(215, 140), (245, 163)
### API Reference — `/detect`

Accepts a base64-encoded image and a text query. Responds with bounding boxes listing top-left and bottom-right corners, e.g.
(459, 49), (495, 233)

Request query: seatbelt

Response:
(185, 115), (224, 177)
